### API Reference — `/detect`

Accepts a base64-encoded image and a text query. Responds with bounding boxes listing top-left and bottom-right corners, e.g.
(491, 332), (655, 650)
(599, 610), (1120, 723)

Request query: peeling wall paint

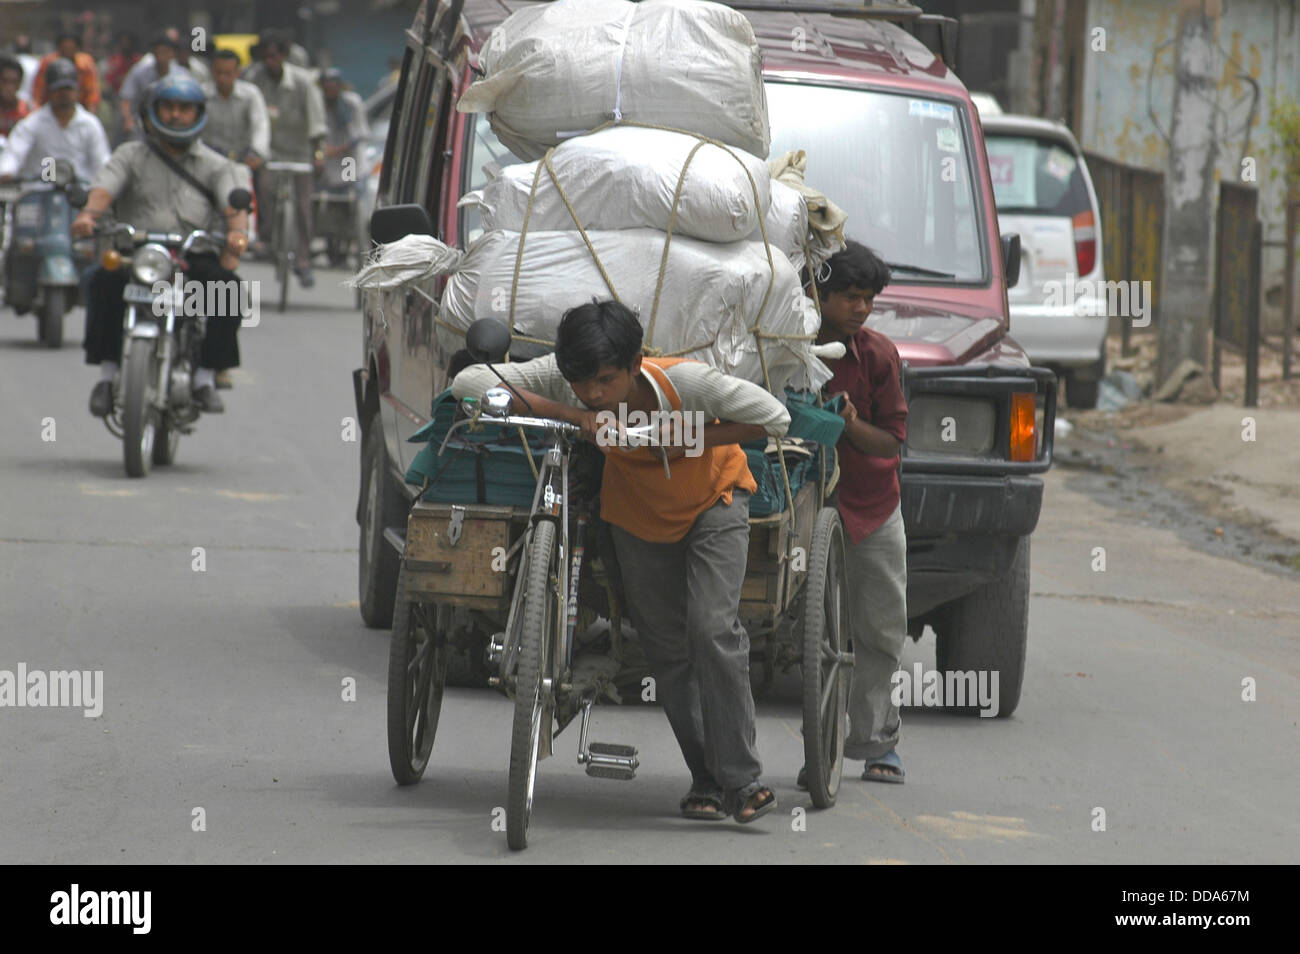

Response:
(1080, 0), (1298, 233)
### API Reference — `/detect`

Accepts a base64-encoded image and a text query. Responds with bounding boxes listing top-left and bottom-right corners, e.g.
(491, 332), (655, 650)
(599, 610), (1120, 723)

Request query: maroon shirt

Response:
(825, 327), (908, 542)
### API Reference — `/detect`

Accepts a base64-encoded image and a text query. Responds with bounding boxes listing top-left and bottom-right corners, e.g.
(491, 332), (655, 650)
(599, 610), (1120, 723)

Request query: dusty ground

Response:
(1057, 331), (1300, 573)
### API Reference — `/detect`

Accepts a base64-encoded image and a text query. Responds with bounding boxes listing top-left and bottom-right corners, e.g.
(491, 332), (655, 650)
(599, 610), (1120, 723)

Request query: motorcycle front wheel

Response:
(38, 287), (65, 348)
(122, 337), (159, 478)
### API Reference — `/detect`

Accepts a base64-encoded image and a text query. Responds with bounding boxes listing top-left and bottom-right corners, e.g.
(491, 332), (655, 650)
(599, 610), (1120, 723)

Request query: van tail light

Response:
(1010, 393), (1037, 462)
(1072, 210), (1096, 276)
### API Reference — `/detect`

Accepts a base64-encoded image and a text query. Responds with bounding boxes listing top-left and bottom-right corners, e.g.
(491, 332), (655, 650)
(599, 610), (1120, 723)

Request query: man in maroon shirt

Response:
(802, 240), (910, 784)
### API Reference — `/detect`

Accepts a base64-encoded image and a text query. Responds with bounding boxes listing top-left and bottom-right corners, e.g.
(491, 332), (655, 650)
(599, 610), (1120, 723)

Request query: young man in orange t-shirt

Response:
(451, 301), (790, 823)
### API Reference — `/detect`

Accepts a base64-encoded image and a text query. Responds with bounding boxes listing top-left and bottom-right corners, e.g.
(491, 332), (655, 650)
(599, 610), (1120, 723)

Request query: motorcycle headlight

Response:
(131, 244), (173, 285)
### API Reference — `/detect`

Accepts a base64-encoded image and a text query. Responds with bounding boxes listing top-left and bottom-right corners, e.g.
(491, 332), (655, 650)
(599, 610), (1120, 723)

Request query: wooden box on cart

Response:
(402, 500), (527, 610)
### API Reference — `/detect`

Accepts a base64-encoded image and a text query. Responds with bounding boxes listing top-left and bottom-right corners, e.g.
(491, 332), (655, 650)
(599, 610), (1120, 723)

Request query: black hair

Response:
(212, 49), (240, 64)
(260, 31), (290, 56)
(553, 299), (643, 383)
(150, 34), (179, 52)
(445, 348), (476, 380)
(0, 55), (22, 81)
(811, 239), (891, 297)
(56, 32), (80, 48)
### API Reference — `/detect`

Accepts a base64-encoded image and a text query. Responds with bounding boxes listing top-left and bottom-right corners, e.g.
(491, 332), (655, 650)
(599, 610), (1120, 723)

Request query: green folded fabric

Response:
(404, 389), (547, 506)
(784, 389), (846, 445)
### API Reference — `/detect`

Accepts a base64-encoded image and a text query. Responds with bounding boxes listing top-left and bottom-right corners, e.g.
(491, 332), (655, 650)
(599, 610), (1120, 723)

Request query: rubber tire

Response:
(358, 415), (403, 628)
(38, 287), (65, 348)
(122, 337), (158, 478)
(507, 520), (557, 852)
(800, 507), (849, 809)
(386, 563), (449, 785)
(1065, 352), (1105, 409)
(152, 415), (180, 466)
(277, 198), (293, 313)
(934, 536), (1030, 718)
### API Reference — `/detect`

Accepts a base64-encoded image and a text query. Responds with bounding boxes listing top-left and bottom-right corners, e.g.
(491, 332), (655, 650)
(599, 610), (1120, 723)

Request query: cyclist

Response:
(319, 67), (367, 193)
(0, 58), (109, 182)
(248, 31), (325, 288)
(71, 74), (249, 417)
(451, 300), (790, 825)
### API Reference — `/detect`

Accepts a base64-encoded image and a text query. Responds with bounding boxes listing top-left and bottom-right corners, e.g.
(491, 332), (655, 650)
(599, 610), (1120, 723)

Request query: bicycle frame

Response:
(440, 408), (583, 699)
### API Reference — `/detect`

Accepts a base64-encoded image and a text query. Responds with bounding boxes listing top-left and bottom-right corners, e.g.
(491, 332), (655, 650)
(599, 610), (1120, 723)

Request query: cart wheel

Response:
(507, 520), (558, 851)
(386, 563), (449, 785)
(800, 506), (850, 809)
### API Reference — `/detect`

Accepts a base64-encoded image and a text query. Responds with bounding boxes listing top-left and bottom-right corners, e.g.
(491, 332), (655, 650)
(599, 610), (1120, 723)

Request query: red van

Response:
(354, 0), (1055, 715)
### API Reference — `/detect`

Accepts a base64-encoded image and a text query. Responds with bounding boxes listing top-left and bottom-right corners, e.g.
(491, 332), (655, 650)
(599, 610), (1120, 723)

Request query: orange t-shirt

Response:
(600, 357), (757, 543)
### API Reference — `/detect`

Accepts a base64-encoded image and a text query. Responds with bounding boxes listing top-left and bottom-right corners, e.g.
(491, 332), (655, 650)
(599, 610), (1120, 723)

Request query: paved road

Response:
(2, 262), (1297, 863)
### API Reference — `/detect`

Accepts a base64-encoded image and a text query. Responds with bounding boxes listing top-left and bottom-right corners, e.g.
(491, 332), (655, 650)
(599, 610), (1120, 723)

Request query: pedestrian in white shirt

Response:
(0, 59), (110, 183)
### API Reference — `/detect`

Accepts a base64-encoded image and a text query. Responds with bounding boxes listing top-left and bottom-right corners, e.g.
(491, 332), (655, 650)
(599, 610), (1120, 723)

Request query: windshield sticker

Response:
(936, 127), (961, 153)
(908, 99), (956, 122)
(1044, 146), (1075, 182)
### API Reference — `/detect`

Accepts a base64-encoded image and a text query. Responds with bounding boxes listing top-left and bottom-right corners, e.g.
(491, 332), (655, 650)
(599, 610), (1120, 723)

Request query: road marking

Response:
(912, 811), (1037, 841)
(77, 483), (139, 497)
(333, 600), (360, 608)
(215, 490), (290, 502)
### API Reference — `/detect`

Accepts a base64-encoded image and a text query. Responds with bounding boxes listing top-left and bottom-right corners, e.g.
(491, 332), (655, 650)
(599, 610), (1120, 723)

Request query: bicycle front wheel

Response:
(506, 519), (558, 851)
(277, 194), (294, 312)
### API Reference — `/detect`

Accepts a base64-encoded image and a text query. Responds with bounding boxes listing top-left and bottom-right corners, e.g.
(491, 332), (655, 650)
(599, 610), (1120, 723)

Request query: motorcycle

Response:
(1, 159), (92, 348)
(80, 187), (253, 477)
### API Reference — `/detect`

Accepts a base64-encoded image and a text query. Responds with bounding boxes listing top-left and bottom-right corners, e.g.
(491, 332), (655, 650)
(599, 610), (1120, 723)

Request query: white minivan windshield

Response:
(765, 82), (985, 283)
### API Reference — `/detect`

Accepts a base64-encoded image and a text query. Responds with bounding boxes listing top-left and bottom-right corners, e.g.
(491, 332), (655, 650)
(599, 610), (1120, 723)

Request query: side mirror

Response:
(465, 317), (511, 364)
(1001, 232), (1021, 289)
(66, 184), (88, 209)
(227, 187), (252, 211)
(370, 203), (435, 245)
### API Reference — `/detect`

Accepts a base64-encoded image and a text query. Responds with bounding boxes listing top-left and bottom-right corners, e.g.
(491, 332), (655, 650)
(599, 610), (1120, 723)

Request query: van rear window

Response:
(985, 135), (1091, 217)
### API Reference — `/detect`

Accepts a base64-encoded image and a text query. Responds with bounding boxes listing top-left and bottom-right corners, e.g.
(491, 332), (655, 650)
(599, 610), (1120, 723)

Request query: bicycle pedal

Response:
(588, 742), (637, 758)
(584, 741), (638, 780)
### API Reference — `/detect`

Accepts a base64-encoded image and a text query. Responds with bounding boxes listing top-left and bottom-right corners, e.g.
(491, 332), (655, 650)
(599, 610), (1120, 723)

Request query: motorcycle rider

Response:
(71, 73), (249, 417)
(0, 58), (109, 183)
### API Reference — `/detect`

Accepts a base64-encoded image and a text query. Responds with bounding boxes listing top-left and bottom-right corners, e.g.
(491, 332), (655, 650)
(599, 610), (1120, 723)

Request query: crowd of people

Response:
(1, 27), (372, 288)
(1, 27), (372, 404)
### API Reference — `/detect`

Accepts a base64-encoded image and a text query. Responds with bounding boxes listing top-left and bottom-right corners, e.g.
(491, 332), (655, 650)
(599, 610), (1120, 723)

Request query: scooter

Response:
(1, 158), (91, 348)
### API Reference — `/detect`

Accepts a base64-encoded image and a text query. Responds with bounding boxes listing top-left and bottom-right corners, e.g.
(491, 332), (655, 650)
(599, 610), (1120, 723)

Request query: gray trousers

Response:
(611, 491), (762, 792)
(843, 503), (909, 762)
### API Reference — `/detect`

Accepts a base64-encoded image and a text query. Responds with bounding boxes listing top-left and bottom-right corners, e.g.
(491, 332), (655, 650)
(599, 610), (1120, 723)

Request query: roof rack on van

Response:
(713, 1), (924, 19)
(716, 1), (958, 67)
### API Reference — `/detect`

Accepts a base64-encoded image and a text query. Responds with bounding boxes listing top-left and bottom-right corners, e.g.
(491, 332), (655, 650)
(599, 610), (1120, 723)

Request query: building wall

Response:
(1078, 0), (1299, 232)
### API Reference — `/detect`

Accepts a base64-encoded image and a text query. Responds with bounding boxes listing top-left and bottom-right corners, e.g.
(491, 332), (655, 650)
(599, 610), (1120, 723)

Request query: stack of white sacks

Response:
(433, 0), (840, 394)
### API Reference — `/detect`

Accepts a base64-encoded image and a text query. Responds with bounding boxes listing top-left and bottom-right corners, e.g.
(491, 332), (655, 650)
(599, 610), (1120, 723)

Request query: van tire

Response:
(934, 536), (1029, 717)
(1065, 352), (1105, 409)
(359, 415), (404, 628)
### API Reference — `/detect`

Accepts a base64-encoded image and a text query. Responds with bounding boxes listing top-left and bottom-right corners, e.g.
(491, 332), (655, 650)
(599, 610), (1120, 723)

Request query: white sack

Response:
(463, 126), (771, 244)
(457, 0), (769, 161)
(462, 126), (813, 267)
(437, 228), (831, 395)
